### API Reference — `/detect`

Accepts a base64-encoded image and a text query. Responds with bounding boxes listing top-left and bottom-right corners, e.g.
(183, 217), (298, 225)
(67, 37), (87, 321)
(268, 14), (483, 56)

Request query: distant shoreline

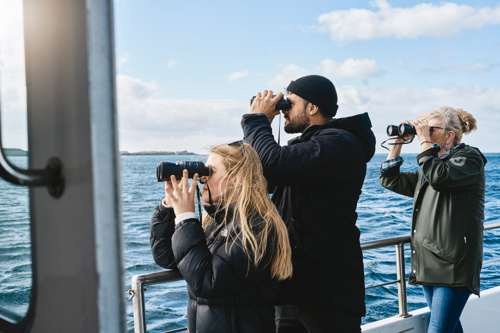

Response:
(5, 148), (499, 157)
(120, 150), (196, 156)
(3, 148), (197, 157)
(4, 148), (28, 156)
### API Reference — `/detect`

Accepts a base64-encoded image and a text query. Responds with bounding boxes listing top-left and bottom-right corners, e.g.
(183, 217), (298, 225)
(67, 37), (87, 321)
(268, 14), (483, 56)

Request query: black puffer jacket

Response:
(241, 112), (376, 316)
(151, 203), (279, 333)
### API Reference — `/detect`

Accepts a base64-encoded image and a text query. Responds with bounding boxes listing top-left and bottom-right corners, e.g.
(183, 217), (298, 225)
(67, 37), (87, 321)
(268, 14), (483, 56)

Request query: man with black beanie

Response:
(241, 75), (376, 332)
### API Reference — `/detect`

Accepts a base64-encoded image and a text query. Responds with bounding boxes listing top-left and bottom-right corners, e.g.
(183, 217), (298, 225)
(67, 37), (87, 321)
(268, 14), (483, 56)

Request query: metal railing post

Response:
(129, 270), (184, 333)
(131, 276), (147, 333)
(395, 243), (411, 318)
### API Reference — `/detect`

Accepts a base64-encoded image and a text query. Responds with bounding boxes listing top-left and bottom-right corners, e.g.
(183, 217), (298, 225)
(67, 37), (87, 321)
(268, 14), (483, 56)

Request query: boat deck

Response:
(361, 285), (500, 332)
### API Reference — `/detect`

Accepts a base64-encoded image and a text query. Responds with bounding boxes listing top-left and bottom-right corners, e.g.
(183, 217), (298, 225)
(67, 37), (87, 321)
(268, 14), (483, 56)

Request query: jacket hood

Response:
(439, 143), (487, 167)
(303, 112), (376, 162)
(471, 145), (488, 166)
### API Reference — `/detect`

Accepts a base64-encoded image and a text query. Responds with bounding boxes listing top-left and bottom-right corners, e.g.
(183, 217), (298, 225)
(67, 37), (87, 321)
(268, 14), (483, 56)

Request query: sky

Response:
(1, 0), (500, 154)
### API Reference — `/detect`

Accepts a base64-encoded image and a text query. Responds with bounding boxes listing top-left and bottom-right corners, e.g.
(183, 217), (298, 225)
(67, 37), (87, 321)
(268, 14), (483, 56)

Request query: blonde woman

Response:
(380, 107), (486, 333)
(151, 142), (292, 333)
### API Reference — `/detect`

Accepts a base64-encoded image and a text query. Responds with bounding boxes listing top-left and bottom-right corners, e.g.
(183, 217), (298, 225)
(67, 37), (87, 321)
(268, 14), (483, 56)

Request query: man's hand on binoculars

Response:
(250, 90), (282, 124)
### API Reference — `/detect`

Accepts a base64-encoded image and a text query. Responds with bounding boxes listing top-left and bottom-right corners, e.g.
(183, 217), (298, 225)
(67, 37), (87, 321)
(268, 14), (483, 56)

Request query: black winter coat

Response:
(241, 113), (376, 316)
(151, 203), (279, 333)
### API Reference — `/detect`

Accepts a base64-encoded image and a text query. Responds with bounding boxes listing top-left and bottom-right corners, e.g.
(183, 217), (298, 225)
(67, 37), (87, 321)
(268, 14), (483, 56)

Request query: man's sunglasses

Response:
(228, 140), (244, 146)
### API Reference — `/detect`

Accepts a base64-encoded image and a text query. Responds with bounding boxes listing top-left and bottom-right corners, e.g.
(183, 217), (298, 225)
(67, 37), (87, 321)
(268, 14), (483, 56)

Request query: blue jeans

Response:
(422, 285), (471, 333)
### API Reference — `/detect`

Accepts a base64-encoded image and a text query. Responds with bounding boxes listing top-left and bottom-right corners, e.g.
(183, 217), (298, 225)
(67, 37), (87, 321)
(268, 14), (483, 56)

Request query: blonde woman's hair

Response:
(418, 106), (477, 146)
(201, 142), (292, 281)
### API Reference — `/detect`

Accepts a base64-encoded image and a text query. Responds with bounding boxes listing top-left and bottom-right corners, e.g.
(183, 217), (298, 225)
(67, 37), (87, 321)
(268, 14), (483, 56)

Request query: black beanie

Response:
(286, 75), (338, 117)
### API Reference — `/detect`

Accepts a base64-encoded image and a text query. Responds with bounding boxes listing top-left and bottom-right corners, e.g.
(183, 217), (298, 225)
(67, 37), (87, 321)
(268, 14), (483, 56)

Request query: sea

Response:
(1, 153), (500, 332)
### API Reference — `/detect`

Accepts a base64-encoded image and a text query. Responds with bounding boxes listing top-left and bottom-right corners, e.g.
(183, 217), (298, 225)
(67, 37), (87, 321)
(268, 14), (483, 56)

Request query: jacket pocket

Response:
(421, 238), (464, 264)
(418, 238), (467, 286)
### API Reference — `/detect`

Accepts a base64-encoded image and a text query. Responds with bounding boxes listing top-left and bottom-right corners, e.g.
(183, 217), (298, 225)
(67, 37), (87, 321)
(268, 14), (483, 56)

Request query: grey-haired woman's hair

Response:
(419, 107), (477, 146)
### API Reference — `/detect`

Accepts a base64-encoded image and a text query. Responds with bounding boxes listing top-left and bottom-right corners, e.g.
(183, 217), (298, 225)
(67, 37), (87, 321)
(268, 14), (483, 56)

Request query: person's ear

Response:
(446, 130), (456, 145)
(309, 104), (320, 116)
(229, 174), (240, 186)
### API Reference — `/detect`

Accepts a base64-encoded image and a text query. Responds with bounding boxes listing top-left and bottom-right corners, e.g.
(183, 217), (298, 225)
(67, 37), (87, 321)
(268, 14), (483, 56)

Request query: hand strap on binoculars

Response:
(195, 183), (213, 221)
(194, 172), (217, 222)
(270, 115), (282, 199)
(381, 136), (414, 151)
(277, 113), (281, 146)
(196, 186), (203, 221)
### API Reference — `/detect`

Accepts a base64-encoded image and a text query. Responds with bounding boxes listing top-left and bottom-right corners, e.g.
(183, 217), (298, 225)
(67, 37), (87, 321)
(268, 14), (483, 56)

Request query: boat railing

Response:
(128, 222), (500, 333)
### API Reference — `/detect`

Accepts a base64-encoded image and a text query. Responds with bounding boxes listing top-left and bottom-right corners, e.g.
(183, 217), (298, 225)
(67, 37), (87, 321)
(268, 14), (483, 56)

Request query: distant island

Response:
(3, 148), (196, 156)
(4, 148), (28, 156)
(120, 150), (196, 156)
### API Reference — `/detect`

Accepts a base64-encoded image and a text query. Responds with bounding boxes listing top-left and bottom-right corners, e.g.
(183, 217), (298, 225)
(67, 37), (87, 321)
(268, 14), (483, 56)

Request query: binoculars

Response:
(156, 161), (212, 182)
(250, 95), (291, 111)
(386, 123), (416, 137)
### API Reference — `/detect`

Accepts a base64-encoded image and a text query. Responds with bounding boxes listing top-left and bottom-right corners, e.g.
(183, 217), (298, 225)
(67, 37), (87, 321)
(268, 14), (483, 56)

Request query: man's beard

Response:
(284, 109), (310, 134)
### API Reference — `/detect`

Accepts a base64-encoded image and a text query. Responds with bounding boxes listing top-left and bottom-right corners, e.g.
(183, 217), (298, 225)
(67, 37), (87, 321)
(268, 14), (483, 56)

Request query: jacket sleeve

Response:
(172, 218), (274, 299)
(417, 147), (484, 192)
(241, 114), (356, 186)
(380, 167), (420, 198)
(150, 203), (177, 269)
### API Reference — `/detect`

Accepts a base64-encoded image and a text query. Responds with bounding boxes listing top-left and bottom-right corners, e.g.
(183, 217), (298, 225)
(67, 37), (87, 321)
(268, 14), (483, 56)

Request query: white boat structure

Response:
(0, 1), (499, 332)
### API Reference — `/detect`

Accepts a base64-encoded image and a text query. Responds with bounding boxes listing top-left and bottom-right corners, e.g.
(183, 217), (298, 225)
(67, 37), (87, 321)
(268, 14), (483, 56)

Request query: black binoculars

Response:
(250, 95), (291, 111)
(387, 123), (416, 137)
(156, 161), (212, 182)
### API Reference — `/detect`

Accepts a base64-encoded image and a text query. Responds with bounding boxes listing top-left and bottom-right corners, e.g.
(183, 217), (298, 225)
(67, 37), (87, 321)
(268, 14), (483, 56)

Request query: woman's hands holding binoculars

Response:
(395, 119), (431, 143)
(407, 119), (432, 144)
(164, 170), (199, 216)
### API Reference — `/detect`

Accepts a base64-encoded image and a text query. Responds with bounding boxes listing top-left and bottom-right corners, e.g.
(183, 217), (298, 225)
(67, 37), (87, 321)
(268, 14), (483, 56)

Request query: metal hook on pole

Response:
(0, 107), (65, 198)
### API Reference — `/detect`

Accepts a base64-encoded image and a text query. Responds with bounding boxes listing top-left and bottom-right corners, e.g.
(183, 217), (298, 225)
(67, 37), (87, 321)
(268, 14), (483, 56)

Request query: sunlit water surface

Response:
(1, 154), (499, 331)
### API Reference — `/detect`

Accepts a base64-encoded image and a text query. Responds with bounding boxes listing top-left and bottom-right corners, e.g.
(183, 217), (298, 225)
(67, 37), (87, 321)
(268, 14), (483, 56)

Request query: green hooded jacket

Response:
(380, 143), (486, 295)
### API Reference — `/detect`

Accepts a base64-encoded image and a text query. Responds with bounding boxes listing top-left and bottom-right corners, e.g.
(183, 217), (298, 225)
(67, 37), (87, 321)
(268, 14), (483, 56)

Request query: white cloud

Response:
(394, 59), (405, 68)
(117, 75), (500, 154)
(334, 84), (500, 153)
(423, 62), (495, 74)
(117, 53), (130, 67)
(317, 0), (500, 42)
(267, 64), (309, 89)
(443, 62), (491, 73)
(226, 70), (250, 82)
(167, 60), (177, 69)
(319, 58), (383, 78)
(436, 52), (455, 60)
(268, 59), (383, 88)
(0, 0), (25, 73)
(116, 75), (248, 153)
(0, 0), (28, 150)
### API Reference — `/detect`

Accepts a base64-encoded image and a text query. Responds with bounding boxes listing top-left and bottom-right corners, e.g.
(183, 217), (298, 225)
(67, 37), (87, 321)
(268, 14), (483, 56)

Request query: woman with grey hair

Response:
(380, 107), (486, 333)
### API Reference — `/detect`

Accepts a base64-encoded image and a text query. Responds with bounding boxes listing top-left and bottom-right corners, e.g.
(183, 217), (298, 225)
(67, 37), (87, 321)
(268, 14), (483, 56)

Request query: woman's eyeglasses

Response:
(429, 126), (448, 135)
